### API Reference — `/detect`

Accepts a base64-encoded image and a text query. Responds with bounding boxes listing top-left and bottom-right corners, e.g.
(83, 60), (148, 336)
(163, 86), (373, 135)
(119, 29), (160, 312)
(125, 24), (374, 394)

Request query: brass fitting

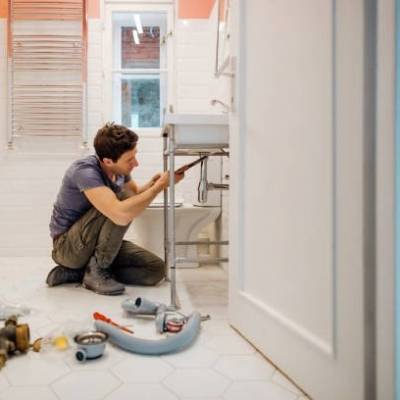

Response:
(0, 315), (30, 369)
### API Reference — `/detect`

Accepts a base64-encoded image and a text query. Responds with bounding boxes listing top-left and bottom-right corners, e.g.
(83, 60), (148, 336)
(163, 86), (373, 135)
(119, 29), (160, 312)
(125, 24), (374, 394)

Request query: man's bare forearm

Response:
(116, 171), (181, 224)
(136, 180), (154, 194)
(136, 173), (162, 194)
(118, 184), (161, 223)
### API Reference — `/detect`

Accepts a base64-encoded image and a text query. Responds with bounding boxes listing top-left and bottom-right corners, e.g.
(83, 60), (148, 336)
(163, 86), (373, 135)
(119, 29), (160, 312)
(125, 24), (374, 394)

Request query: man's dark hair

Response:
(94, 122), (138, 162)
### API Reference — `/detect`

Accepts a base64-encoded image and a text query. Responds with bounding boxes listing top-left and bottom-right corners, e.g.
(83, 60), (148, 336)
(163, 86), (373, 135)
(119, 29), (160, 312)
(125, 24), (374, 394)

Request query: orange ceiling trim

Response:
(0, 0), (8, 18)
(178, 0), (216, 19)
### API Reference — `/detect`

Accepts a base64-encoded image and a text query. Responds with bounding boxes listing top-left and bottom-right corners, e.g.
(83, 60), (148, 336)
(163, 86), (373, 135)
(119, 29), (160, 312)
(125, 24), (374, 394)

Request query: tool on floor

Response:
(93, 312), (134, 334)
(74, 331), (108, 362)
(0, 315), (30, 369)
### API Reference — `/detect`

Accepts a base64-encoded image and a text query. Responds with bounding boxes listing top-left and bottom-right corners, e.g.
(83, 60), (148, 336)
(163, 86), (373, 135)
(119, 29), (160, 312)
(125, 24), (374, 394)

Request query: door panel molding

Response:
(239, 291), (334, 356)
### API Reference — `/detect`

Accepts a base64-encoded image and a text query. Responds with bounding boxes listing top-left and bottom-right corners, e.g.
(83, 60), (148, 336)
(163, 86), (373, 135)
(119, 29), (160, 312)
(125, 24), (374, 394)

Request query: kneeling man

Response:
(46, 122), (184, 295)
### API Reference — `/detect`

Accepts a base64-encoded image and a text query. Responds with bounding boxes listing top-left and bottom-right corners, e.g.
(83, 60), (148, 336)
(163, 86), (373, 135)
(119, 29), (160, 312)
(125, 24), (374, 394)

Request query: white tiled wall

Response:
(174, 1), (230, 219)
(0, 1), (230, 260)
(175, 6), (229, 113)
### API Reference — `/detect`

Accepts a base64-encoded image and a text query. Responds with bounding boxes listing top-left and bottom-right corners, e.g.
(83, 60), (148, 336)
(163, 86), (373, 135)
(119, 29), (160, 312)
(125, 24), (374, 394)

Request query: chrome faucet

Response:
(210, 99), (230, 113)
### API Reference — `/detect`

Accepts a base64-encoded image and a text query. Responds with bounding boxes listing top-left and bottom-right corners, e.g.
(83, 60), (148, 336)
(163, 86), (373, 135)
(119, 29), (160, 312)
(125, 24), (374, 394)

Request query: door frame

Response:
(377, 0), (395, 399)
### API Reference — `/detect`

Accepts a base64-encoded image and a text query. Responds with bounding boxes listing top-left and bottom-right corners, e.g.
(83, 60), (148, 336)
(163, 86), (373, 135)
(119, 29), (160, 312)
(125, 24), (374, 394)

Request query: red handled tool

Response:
(93, 312), (134, 334)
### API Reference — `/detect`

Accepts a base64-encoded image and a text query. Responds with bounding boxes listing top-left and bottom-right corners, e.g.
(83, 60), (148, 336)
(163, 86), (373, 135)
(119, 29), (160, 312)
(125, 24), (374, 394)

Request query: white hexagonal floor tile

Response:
(52, 370), (121, 400)
(0, 386), (58, 400)
(104, 383), (178, 400)
(205, 334), (255, 355)
(214, 354), (275, 380)
(271, 371), (303, 396)
(223, 381), (298, 400)
(4, 352), (70, 386)
(177, 265), (227, 283)
(164, 369), (230, 398)
(0, 373), (9, 394)
(190, 326), (214, 347)
(195, 305), (229, 320)
(22, 311), (53, 336)
(183, 282), (228, 307)
(0, 255), (309, 400)
(65, 342), (126, 371)
(181, 398), (223, 400)
(162, 344), (220, 368)
(203, 319), (238, 336)
(111, 355), (173, 383)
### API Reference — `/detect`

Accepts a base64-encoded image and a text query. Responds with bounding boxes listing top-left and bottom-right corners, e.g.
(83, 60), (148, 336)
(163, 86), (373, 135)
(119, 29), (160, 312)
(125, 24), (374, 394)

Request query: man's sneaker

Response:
(82, 266), (125, 296)
(46, 265), (85, 287)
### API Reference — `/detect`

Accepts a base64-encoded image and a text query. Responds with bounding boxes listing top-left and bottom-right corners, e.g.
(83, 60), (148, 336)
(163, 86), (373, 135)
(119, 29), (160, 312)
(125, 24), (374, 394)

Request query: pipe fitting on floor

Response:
(0, 316), (30, 369)
(95, 311), (201, 355)
(122, 297), (172, 334)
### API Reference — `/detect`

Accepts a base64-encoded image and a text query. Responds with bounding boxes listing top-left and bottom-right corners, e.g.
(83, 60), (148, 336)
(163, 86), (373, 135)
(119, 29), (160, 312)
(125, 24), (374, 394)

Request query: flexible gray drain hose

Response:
(94, 311), (201, 355)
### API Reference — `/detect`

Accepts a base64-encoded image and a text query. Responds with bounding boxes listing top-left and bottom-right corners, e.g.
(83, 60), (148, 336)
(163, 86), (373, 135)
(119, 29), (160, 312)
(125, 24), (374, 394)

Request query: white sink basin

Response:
(163, 113), (229, 148)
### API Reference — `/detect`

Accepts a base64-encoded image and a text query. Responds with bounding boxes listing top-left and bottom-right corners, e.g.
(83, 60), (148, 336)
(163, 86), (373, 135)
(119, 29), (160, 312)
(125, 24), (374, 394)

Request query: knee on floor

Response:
(113, 258), (166, 286)
(145, 259), (166, 286)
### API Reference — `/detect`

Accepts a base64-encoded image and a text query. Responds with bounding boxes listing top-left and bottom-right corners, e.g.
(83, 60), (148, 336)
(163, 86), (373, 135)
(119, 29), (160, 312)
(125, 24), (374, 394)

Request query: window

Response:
(111, 11), (168, 130)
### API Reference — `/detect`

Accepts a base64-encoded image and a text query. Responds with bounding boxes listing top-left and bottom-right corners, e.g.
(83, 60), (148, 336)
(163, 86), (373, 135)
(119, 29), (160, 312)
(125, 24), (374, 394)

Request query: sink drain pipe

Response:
(94, 311), (201, 355)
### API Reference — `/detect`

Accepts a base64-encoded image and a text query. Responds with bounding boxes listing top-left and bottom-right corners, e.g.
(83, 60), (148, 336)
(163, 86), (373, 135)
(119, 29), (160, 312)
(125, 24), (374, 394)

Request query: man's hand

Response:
(137, 173), (162, 193)
(153, 171), (185, 191)
(150, 173), (161, 185)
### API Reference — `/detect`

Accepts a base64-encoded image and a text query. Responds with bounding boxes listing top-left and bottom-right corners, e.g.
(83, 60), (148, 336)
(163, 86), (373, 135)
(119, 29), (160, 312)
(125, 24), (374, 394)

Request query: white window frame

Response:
(103, 2), (174, 137)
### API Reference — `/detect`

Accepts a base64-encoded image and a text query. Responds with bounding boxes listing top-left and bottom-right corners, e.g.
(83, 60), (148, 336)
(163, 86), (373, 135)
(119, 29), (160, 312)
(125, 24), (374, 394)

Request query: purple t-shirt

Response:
(49, 155), (131, 239)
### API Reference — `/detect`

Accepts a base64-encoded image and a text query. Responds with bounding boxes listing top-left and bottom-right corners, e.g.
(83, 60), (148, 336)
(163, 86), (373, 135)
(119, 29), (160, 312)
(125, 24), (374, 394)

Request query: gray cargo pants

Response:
(51, 196), (166, 286)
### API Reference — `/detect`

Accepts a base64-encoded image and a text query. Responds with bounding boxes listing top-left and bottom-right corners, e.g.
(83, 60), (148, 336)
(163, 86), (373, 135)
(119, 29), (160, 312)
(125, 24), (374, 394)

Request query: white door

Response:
(229, 1), (375, 399)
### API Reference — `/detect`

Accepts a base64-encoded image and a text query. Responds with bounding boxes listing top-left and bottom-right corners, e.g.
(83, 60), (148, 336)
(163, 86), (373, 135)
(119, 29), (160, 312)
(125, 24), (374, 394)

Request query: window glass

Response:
(121, 76), (160, 128)
(112, 12), (167, 129)
(121, 26), (160, 69)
